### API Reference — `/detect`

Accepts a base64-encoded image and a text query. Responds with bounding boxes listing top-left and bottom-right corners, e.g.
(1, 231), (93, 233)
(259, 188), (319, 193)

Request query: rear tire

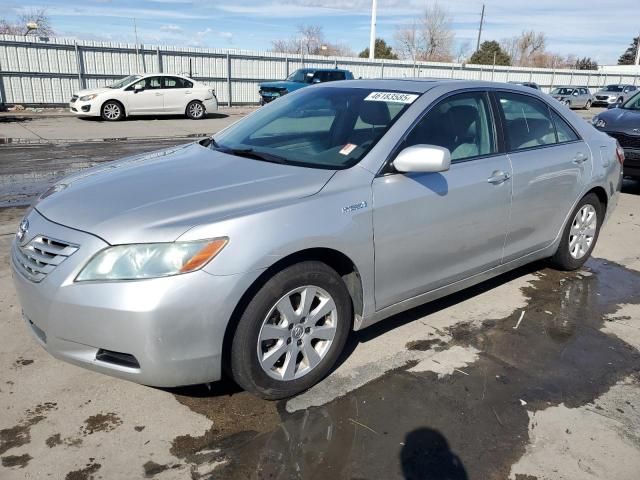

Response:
(101, 101), (124, 121)
(550, 193), (602, 271)
(230, 261), (352, 399)
(186, 100), (205, 119)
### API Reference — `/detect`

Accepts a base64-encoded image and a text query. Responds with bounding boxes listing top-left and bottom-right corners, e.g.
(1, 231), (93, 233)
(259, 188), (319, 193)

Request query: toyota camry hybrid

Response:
(12, 79), (623, 399)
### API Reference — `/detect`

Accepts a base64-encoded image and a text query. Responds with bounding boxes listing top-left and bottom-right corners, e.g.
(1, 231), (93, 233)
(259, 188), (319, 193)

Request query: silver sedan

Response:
(11, 79), (623, 399)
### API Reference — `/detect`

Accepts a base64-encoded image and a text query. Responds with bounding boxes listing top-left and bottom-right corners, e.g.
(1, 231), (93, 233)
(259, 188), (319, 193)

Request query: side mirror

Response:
(394, 145), (451, 173)
(312, 78), (321, 84)
(134, 84), (145, 93)
(607, 103), (619, 109)
(572, 92), (579, 96)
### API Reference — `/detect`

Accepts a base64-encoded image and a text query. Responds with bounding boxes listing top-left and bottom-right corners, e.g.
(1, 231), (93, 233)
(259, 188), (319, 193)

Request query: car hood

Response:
(36, 143), (336, 244)
(74, 87), (111, 97)
(597, 108), (640, 134)
(595, 91), (619, 97)
(260, 81), (305, 91)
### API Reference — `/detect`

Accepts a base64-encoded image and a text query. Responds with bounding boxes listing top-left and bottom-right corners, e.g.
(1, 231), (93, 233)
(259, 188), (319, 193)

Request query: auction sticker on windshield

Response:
(364, 92), (419, 104)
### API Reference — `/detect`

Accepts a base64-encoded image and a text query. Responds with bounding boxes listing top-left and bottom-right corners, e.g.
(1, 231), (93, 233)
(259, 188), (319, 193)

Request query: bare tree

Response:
(0, 8), (54, 36)
(421, 2), (454, 62)
(394, 20), (422, 64)
(394, 2), (454, 63)
(455, 40), (471, 63)
(271, 24), (352, 57)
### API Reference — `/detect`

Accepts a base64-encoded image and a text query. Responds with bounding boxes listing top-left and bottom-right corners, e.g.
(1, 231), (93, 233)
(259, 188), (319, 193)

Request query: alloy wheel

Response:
(189, 102), (204, 118)
(568, 204), (597, 259)
(257, 285), (338, 381)
(103, 103), (120, 120)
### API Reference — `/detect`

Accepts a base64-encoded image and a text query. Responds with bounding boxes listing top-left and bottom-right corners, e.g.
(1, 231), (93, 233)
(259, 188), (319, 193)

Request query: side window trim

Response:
(379, 89), (500, 175)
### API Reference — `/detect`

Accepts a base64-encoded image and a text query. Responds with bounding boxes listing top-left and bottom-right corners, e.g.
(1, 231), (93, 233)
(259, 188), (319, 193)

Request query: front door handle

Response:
(573, 152), (588, 164)
(155, 92), (163, 96)
(487, 170), (511, 185)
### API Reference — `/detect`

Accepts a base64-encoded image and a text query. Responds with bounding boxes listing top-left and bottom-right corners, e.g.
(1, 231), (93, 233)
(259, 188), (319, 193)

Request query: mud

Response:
(45, 433), (62, 448)
(81, 413), (122, 435)
(0, 402), (57, 455)
(65, 462), (101, 480)
(1, 454), (32, 468)
(170, 258), (640, 479)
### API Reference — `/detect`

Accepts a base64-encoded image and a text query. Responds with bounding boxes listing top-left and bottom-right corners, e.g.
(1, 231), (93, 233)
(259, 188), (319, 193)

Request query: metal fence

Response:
(2, 34), (640, 107)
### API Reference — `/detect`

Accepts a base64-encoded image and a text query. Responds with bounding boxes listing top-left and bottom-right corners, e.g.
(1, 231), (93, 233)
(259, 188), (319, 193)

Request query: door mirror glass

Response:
(394, 145), (451, 173)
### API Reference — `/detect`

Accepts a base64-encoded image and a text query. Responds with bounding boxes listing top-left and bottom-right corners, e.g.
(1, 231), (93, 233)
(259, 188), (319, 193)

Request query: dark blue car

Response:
(592, 91), (640, 178)
(258, 68), (353, 105)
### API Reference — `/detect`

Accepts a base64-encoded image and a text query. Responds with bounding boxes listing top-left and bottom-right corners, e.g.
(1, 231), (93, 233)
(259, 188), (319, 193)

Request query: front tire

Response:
(550, 193), (602, 271)
(584, 100), (591, 110)
(230, 261), (352, 399)
(101, 101), (124, 121)
(186, 100), (205, 119)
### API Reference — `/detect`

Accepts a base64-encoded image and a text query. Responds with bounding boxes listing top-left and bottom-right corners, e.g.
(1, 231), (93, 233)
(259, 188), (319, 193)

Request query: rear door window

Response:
(497, 92), (557, 151)
(550, 110), (579, 143)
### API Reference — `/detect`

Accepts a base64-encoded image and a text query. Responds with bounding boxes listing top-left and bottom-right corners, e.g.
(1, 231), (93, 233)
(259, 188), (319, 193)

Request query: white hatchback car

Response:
(69, 74), (218, 121)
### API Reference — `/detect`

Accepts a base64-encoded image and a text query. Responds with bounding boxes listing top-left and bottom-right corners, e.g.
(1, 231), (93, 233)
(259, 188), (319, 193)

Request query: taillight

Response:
(615, 142), (625, 165)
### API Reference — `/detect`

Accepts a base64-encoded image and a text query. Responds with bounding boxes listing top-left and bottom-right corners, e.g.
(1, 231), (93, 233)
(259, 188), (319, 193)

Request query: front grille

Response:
(595, 95), (610, 101)
(70, 95), (78, 103)
(12, 235), (79, 282)
(608, 132), (640, 150)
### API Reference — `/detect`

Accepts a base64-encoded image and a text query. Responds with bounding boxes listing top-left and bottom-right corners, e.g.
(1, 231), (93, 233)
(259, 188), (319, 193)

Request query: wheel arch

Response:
(221, 247), (363, 374)
(586, 185), (608, 211)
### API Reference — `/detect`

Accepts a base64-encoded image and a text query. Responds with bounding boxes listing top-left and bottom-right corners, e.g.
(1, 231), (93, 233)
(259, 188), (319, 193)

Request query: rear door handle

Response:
(573, 152), (588, 164)
(487, 170), (511, 185)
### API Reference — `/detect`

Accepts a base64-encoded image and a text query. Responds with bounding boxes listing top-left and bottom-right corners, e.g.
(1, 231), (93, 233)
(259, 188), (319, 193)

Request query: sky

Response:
(0, 0), (637, 65)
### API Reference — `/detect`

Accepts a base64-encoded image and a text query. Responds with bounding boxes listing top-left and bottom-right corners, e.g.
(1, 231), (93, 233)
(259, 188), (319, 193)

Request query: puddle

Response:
(167, 259), (640, 479)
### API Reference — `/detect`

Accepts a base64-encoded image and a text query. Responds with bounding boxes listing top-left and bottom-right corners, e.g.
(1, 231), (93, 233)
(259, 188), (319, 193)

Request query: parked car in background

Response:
(14, 80), (621, 399)
(550, 86), (593, 109)
(592, 91), (640, 178)
(258, 68), (353, 105)
(508, 81), (540, 90)
(69, 74), (218, 121)
(592, 84), (638, 108)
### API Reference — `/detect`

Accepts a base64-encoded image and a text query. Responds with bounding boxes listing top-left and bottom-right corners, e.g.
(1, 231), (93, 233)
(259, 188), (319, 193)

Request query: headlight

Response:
(79, 94), (98, 101)
(593, 118), (606, 128)
(76, 238), (228, 281)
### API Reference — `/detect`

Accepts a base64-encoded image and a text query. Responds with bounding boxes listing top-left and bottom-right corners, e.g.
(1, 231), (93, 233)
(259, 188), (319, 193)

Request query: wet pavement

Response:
(160, 259), (640, 480)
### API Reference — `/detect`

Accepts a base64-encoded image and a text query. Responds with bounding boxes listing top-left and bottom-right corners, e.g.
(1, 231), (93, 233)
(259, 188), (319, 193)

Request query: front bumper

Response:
(69, 98), (100, 116)
(592, 97), (617, 106)
(11, 209), (258, 387)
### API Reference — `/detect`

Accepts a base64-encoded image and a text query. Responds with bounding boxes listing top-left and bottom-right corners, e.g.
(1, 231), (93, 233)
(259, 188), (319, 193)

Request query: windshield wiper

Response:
(215, 146), (288, 164)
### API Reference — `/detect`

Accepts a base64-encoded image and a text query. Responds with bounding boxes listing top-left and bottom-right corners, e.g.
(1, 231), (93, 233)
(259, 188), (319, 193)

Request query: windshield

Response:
(285, 69), (314, 83)
(621, 91), (640, 110)
(108, 75), (142, 89)
(551, 87), (574, 95)
(603, 85), (624, 92)
(213, 87), (417, 169)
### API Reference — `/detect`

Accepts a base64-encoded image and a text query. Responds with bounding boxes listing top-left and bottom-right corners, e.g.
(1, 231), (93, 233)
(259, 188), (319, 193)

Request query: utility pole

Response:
(133, 18), (140, 73)
(475, 4), (485, 52)
(635, 32), (640, 66)
(369, 0), (377, 59)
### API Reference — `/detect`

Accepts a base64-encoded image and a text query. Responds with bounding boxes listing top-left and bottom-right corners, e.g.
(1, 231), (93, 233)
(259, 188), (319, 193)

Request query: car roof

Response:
(297, 67), (351, 73)
(318, 78), (552, 94)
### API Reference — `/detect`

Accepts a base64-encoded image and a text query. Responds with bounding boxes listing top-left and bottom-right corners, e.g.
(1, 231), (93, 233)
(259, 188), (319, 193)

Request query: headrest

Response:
(359, 101), (391, 126)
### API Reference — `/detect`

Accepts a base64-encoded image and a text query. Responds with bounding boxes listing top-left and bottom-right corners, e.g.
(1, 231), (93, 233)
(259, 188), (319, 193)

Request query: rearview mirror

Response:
(394, 145), (451, 173)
